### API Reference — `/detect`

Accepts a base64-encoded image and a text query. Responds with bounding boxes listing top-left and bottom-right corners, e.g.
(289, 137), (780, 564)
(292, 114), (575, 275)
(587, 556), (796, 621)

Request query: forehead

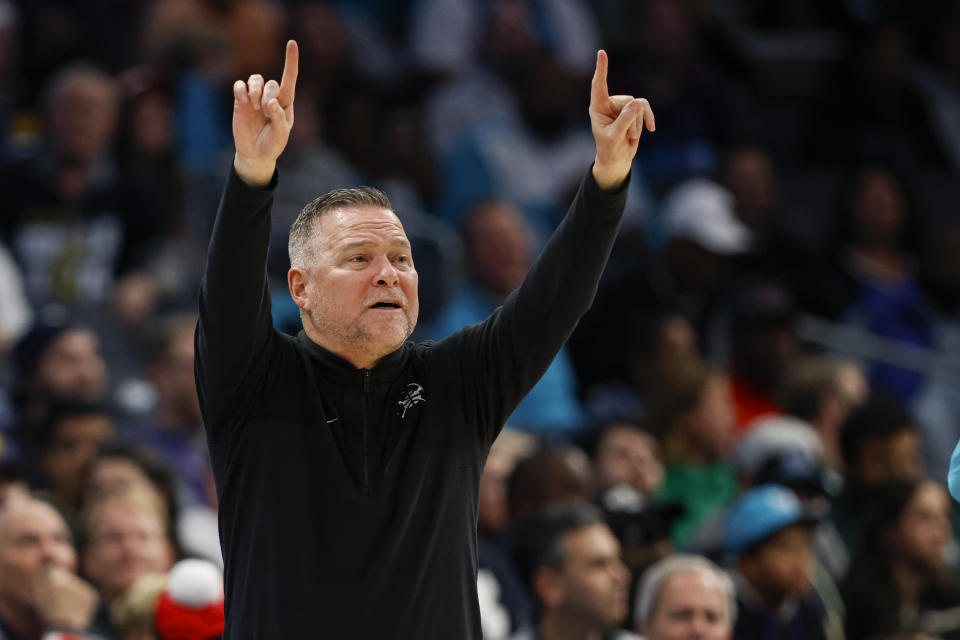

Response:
(563, 523), (619, 559)
(0, 501), (68, 539)
(315, 205), (409, 251)
(660, 570), (725, 609)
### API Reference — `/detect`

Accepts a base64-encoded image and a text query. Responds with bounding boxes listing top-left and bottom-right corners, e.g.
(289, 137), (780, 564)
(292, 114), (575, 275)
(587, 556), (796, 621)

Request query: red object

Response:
(730, 374), (781, 434)
(154, 591), (225, 640)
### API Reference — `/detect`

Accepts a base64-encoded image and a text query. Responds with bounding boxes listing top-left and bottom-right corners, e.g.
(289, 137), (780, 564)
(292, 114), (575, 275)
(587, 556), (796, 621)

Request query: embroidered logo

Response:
(397, 382), (426, 418)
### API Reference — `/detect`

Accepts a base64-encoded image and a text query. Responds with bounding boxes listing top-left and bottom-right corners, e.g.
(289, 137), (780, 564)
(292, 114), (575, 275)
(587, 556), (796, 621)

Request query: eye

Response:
(348, 255), (368, 263)
(395, 255), (409, 264)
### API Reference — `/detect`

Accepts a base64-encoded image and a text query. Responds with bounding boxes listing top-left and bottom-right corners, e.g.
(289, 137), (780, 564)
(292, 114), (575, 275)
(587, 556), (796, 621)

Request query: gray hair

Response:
(288, 187), (393, 269)
(634, 554), (736, 631)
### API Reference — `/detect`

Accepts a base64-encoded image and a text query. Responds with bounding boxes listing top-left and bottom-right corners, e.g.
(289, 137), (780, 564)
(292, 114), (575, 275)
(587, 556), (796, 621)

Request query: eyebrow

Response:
(337, 239), (411, 253)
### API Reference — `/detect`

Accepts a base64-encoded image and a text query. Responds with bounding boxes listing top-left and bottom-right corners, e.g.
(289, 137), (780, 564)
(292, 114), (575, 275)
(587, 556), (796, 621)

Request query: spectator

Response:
(8, 323), (108, 455)
(85, 444), (220, 569)
(0, 64), (166, 322)
(508, 446), (594, 525)
(30, 398), (115, 525)
(510, 501), (637, 640)
(0, 495), (100, 639)
(645, 358), (737, 544)
(591, 422), (664, 500)
(728, 282), (800, 432)
(428, 200), (584, 435)
(136, 314), (211, 507)
(724, 484), (834, 640)
(780, 356), (868, 472)
(842, 479), (960, 639)
(634, 554), (734, 640)
(79, 485), (176, 637)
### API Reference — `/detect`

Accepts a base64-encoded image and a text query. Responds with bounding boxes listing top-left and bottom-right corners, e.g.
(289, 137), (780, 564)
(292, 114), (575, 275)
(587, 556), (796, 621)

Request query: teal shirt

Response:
(659, 460), (738, 544)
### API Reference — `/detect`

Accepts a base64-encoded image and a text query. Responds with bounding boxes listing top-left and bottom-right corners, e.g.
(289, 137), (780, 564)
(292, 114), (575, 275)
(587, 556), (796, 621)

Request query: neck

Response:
(891, 557), (926, 600)
(0, 599), (44, 640)
(302, 324), (383, 370)
(539, 610), (605, 640)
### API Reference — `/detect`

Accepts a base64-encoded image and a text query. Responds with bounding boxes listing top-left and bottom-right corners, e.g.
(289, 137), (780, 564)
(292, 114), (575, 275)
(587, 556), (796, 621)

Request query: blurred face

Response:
(0, 499), (77, 609)
(34, 329), (107, 401)
(724, 148), (778, 232)
(892, 481), (951, 572)
(82, 501), (174, 601)
(644, 570), (732, 640)
(152, 327), (202, 428)
(685, 376), (734, 460)
(49, 74), (119, 162)
(291, 205), (419, 368)
(87, 458), (154, 503)
(43, 414), (115, 503)
(551, 524), (631, 628)
(594, 425), (664, 496)
(464, 202), (532, 299)
(739, 526), (814, 600)
(851, 169), (906, 250)
(855, 429), (924, 487)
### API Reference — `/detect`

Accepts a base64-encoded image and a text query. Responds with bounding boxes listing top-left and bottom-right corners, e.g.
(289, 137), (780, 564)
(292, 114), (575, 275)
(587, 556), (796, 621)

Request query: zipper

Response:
(361, 369), (371, 495)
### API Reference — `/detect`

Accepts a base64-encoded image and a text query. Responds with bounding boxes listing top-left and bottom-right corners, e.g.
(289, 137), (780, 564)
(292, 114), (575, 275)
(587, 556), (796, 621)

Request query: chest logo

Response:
(398, 382), (426, 418)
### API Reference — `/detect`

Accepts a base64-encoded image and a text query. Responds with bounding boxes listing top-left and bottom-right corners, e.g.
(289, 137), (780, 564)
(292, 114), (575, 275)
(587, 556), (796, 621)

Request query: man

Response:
(196, 40), (654, 637)
(80, 486), (176, 637)
(0, 495), (100, 640)
(634, 554), (734, 640)
(510, 502), (637, 640)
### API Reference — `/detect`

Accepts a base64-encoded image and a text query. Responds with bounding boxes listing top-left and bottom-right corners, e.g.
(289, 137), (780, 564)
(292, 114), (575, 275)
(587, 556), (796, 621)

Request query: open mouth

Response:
(369, 302), (401, 309)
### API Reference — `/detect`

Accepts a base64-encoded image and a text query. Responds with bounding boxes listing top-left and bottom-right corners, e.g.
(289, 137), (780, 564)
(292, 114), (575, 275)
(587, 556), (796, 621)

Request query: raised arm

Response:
(195, 41), (299, 437)
(435, 51), (654, 445)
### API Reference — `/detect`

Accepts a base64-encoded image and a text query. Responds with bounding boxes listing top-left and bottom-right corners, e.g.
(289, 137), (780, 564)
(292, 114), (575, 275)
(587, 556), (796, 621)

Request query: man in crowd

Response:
(510, 502), (637, 640)
(0, 495), (100, 640)
(196, 39), (654, 637)
(634, 554), (734, 640)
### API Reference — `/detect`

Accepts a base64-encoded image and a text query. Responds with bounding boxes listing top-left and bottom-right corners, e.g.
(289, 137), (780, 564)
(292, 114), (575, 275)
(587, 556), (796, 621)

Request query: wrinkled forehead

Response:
(314, 205), (410, 252)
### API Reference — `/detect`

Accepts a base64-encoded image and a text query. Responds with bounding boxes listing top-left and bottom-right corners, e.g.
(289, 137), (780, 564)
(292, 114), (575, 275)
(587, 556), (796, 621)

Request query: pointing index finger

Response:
(590, 50), (610, 107)
(278, 40), (299, 106)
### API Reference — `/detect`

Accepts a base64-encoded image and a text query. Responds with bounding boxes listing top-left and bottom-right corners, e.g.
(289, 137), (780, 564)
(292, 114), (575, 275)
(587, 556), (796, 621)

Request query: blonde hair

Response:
(110, 571), (168, 637)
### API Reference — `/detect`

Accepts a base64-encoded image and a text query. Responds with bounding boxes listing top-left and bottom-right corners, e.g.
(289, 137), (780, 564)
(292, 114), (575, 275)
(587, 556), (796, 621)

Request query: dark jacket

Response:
(195, 165), (628, 639)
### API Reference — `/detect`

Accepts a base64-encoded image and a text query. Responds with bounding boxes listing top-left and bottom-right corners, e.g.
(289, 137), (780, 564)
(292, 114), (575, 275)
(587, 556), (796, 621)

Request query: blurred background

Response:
(1, 0), (960, 639)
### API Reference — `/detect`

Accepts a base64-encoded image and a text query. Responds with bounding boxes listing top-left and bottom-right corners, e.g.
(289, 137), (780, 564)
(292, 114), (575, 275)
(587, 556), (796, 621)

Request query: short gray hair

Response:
(288, 187), (393, 269)
(635, 554), (736, 630)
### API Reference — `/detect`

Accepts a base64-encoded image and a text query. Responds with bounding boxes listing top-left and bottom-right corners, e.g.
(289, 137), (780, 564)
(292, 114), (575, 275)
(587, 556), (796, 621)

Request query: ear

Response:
(288, 267), (310, 310)
(533, 567), (566, 609)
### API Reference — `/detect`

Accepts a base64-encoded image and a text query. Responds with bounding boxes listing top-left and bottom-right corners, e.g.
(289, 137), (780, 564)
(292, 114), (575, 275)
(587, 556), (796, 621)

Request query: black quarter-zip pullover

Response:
(195, 164), (628, 638)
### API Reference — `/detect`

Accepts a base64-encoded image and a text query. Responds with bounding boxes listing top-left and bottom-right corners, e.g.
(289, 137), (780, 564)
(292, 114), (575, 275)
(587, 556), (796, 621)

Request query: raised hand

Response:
(232, 40), (299, 187)
(589, 50), (655, 191)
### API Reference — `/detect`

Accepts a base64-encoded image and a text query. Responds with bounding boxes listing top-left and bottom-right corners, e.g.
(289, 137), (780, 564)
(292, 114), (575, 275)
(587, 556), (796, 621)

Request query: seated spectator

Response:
(427, 199), (584, 435)
(645, 358), (737, 544)
(79, 485), (176, 637)
(0, 495), (100, 639)
(634, 554), (734, 640)
(136, 314), (211, 507)
(30, 398), (115, 525)
(728, 282), (800, 433)
(7, 323), (108, 460)
(508, 445), (595, 526)
(843, 479), (960, 639)
(0, 64), (166, 323)
(832, 395), (925, 552)
(510, 501), (637, 640)
(85, 444), (220, 568)
(780, 356), (868, 472)
(724, 484), (834, 640)
(591, 422), (664, 501)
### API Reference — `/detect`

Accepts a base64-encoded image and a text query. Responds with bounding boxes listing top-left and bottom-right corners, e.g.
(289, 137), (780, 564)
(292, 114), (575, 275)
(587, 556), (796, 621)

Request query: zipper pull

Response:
(361, 369), (371, 394)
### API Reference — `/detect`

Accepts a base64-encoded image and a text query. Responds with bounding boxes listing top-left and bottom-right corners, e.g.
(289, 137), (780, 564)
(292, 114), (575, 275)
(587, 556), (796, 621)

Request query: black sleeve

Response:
(432, 166), (629, 446)
(194, 167), (279, 442)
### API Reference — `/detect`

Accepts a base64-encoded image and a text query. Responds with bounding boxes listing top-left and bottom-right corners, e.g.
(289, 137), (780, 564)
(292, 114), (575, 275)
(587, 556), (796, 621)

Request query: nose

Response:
(372, 255), (399, 286)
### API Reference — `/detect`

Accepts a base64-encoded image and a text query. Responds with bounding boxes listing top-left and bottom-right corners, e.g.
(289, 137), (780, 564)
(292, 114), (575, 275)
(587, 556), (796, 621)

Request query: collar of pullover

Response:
(296, 330), (410, 383)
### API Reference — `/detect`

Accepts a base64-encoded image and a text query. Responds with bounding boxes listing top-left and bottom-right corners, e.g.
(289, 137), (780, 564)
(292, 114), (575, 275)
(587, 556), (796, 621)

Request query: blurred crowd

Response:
(1, 0), (960, 639)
